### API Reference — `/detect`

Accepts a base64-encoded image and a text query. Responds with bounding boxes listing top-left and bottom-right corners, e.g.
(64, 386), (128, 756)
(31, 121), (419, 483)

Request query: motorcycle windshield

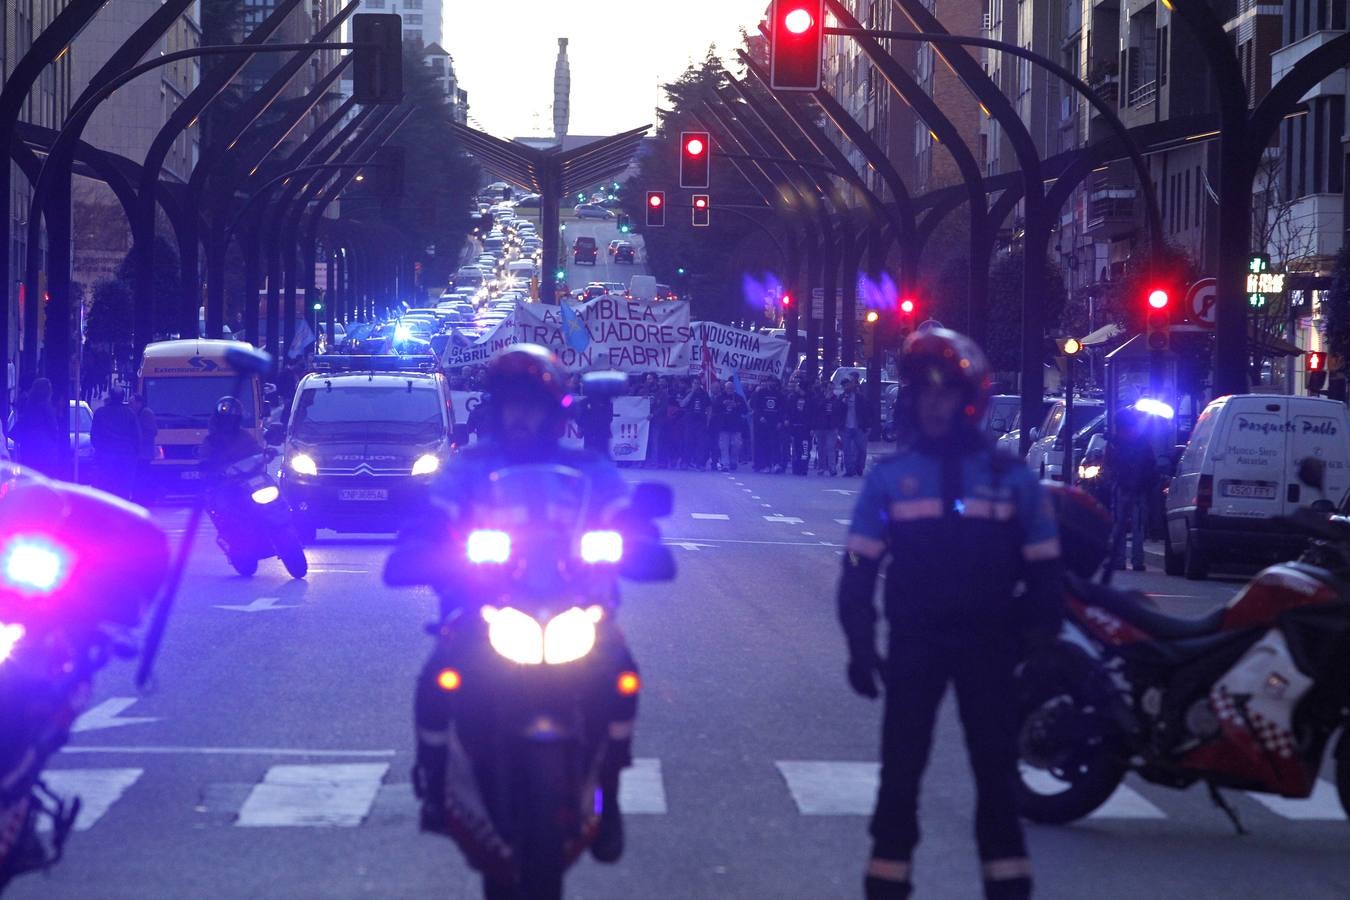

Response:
(480, 465), (592, 534)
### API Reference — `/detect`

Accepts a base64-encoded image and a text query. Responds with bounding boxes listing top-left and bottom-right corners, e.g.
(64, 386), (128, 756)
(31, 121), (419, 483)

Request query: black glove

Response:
(847, 657), (882, 699)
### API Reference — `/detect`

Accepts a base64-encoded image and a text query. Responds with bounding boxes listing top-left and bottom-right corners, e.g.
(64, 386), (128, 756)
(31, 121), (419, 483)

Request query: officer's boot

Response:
(590, 733), (632, 863)
(412, 738), (448, 835)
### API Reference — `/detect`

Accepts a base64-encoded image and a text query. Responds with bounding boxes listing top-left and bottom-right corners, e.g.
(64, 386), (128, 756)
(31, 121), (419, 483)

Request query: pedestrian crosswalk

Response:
(39, 759), (1345, 834)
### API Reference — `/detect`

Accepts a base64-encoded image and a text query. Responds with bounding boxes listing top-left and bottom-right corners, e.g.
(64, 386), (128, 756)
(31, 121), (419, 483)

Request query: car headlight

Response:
(411, 454), (440, 476)
(466, 529), (511, 564)
(579, 530), (623, 564)
(0, 622), (24, 664)
(251, 485), (280, 504)
(289, 453), (318, 476)
(2, 536), (69, 595)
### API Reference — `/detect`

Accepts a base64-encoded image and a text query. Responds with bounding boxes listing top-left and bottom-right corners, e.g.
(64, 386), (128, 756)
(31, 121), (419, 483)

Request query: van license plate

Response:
(1222, 481), (1276, 499)
(340, 489), (387, 501)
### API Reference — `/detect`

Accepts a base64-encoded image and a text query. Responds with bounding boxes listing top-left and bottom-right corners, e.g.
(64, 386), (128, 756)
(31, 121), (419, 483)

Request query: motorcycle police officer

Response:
(837, 329), (1062, 900)
(391, 345), (639, 865)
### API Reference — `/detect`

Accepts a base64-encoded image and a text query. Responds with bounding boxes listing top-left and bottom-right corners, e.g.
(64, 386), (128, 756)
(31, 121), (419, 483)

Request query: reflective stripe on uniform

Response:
(866, 858), (911, 882)
(1022, 536), (1061, 561)
(982, 857), (1032, 881)
(608, 720), (635, 740)
(889, 498), (944, 521)
(846, 534), (888, 558)
(958, 498), (1016, 521)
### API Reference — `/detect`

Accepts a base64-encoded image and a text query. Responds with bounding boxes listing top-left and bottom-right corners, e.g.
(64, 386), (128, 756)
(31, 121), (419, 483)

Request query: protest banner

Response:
(512, 297), (691, 373)
(440, 314), (516, 368)
(689, 321), (791, 384)
(449, 391), (651, 462)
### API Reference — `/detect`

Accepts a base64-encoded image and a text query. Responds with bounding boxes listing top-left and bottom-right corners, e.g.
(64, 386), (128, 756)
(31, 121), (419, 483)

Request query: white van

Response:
(1164, 394), (1350, 579)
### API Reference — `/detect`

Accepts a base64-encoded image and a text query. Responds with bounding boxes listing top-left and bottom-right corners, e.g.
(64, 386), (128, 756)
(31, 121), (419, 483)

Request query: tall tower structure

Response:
(553, 37), (571, 145)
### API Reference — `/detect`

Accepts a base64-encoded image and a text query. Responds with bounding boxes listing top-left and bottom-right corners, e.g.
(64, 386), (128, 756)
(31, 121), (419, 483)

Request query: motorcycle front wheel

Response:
(227, 553), (258, 577)
(1016, 670), (1126, 824)
(276, 528), (308, 579)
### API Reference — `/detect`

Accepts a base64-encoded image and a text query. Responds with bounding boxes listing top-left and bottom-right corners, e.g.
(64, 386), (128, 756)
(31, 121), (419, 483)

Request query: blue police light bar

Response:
(311, 355), (439, 374)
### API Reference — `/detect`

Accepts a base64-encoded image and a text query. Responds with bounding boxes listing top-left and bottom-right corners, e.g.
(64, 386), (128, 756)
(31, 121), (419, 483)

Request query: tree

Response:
(87, 237), (181, 345)
(983, 250), (1068, 375)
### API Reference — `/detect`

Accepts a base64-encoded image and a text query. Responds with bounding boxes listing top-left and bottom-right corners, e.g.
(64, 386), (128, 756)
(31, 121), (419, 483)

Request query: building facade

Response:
(358, 0), (440, 49)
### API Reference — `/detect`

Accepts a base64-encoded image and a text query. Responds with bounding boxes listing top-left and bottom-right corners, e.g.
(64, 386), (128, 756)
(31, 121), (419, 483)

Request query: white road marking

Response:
(1019, 769), (1165, 818)
(236, 763), (390, 827)
(215, 596), (299, 613)
(836, 519), (851, 526)
(825, 489), (858, 496)
(742, 488), (753, 493)
(761, 503), (772, 508)
(39, 768), (144, 831)
(72, 697), (160, 734)
(764, 515), (805, 524)
(690, 513), (730, 520)
(1246, 780), (1344, 819)
(801, 531), (816, 536)
(776, 761), (878, 814)
(668, 542), (716, 551)
(751, 495), (762, 500)
(621, 758), (667, 814)
(62, 746), (397, 757)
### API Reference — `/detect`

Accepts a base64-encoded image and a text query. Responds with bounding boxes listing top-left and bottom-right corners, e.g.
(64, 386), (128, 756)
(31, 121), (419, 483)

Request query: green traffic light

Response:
(677, 267), (686, 275)
(555, 270), (565, 279)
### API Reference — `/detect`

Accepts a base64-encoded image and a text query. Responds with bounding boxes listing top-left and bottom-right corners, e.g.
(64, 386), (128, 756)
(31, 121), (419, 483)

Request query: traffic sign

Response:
(1186, 278), (1217, 328)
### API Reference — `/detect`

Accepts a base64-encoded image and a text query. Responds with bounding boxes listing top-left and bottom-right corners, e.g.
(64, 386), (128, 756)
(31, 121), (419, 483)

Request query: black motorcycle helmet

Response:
(897, 327), (992, 444)
(211, 396), (244, 434)
(483, 344), (570, 442)
(1042, 481), (1112, 579)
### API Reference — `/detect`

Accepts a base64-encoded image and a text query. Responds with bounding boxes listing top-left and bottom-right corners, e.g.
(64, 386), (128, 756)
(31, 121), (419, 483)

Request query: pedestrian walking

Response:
(680, 379), (712, 470)
(840, 377), (871, 476)
(712, 380), (748, 472)
(809, 382), (839, 475)
(1106, 404), (1157, 572)
(12, 377), (62, 476)
(751, 380), (785, 472)
(90, 388), (141, 498)
(785, 378), (812, 475)
(131, 393), (158, 501)
(837, 329), (1062, 900)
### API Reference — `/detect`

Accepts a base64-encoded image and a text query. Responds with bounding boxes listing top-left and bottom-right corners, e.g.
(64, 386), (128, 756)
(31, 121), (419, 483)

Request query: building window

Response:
(404, 14), (421, 24)
(366, 0), (384, 7)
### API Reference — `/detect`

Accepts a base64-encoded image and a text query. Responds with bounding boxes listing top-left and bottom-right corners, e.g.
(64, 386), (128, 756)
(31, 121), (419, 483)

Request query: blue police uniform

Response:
(840, 446), (1061, 900)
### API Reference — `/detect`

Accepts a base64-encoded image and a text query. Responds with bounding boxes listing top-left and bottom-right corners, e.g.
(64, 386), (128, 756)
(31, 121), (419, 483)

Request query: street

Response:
(12, 469), (1350, 900)
(563, 217), (649, 292)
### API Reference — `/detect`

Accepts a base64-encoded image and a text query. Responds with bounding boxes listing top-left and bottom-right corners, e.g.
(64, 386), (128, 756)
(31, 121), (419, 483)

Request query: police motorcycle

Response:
(385, 376), (675, 899)
(206, 449), (307, 579)
(0, 345), (273, 891)
(1016, 471), (1350, 831)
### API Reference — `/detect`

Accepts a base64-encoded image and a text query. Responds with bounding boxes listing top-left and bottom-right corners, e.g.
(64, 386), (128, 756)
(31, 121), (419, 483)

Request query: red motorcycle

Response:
(1018, 481), (1350, 830)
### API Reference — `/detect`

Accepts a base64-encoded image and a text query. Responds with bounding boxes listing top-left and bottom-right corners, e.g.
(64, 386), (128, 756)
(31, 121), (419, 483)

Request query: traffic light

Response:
(617, 213), (631, 234)
(899, 297), (916, 336)
(780, 293), (792, 308)
(1145, 287), (1171, 351)
(680, 132), (710, 189)
(352, 14), (404, 104)
(769, 0), (825, 91)
(1307, 351), (1328, 394)
(646, 191), (665, 227)
(692, 194), (710, 227)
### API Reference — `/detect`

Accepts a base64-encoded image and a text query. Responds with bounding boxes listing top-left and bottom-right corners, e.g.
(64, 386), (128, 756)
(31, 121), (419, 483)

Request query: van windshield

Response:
(144, 376), (256, 429)
(291, 386), (444, 443)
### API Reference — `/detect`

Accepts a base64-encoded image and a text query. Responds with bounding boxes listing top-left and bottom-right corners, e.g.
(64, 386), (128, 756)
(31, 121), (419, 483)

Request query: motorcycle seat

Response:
(1077, 577), (1227, 640)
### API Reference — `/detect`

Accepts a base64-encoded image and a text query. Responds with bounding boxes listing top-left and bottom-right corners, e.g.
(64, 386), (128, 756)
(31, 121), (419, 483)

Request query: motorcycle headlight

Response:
(543, 606), (602, 665)
(411, 454), (440, 476)
(289, 453), (318, 476)
(251, 485), (280, 504)
(0, 622), (24, 664)
(482, 606), (544, 664)
(579, 530), (623, 564)
(2, 536), (69, 595)
(1079, 464), (1101, 480)
(466, 529), (511, 564)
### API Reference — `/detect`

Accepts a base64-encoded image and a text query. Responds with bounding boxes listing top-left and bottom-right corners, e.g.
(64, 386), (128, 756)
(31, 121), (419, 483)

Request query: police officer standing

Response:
(837, 330), (1062, 900)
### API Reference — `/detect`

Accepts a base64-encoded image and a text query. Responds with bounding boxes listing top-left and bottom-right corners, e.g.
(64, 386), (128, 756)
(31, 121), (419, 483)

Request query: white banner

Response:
(449, 390), (651, 462)
(440, 315), (517, 368)
(689, 321), (791, 384)
(513, 297), (691, 373)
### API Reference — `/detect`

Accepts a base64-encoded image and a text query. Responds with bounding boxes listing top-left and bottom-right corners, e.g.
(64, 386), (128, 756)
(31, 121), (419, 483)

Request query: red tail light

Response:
(1197, 474), (1213, 512)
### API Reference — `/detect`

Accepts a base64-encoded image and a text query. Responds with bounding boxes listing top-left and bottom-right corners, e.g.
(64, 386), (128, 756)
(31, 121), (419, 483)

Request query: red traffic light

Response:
(1308, 351), (1326, 371)
(685, 136), (705, 156)
(645, 191), (666, 227)
(694, 196), (708, 209)
(769, 1), (825, 91)
(780, 294), (792, 307)
(899, 298), (916, 315)
(680, 130), (711, 189)
(1147, 288), (1170, 310)
(648, 193), (663, 208)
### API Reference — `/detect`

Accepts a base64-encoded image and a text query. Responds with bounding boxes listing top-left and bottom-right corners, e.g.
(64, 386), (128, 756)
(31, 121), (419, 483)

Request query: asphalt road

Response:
(563, 217), (647, 292)
(12, 469), (1350, 899)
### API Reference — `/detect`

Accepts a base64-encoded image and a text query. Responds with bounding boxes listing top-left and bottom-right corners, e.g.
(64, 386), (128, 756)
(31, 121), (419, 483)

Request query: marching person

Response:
(785, 377), (812, 476)
(837, 329), (1062, 900)
(90, 387), (142, 498)
(839, 376), (871, 477)
(751, 379), (785, 472)
(680, 379), (712, 470)
(810, 381), (839, 476)
(712, 380), (749, 473)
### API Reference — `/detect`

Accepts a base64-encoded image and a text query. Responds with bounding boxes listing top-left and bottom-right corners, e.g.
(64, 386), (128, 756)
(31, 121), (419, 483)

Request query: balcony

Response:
(1086, 187), (1138, 238)
(1126, 79), (1156, 108)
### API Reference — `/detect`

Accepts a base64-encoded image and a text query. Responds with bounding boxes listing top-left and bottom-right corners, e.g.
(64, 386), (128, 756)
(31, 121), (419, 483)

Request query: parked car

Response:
(1164, 393), (1350, 579)
(1024, 398), (1106, 481)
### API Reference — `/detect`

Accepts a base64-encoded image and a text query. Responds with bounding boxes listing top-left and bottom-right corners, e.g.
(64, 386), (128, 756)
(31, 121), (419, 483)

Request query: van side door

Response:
(1286, 400), (1350, 510)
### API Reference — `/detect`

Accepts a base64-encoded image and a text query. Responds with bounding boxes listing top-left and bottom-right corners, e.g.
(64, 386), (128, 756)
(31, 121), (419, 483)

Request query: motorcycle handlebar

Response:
(1280, 507), (1350, 543)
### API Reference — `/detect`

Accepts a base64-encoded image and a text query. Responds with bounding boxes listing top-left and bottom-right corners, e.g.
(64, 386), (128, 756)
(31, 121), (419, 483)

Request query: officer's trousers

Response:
(869, 634), (1030, 900)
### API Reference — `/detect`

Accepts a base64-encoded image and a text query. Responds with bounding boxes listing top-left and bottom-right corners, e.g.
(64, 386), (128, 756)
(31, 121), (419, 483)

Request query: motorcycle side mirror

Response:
(629, 482), (673, 519)
(1298, 457), (1327, 490)
(581, 370), (627, 398)
(263, 382), (278, 398)
(264, 423), (285, 446)
(619, 542), (676, 583)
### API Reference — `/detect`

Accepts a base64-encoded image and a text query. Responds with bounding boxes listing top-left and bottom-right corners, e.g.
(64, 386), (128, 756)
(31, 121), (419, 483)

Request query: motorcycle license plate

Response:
(1221, 481), (1276, 499)
(340, 489), (388, 501)
(180, 469), (201, 480)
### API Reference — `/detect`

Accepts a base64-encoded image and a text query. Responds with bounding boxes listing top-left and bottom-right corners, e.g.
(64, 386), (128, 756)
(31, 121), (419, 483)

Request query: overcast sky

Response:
(440, 1), (769, 138)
